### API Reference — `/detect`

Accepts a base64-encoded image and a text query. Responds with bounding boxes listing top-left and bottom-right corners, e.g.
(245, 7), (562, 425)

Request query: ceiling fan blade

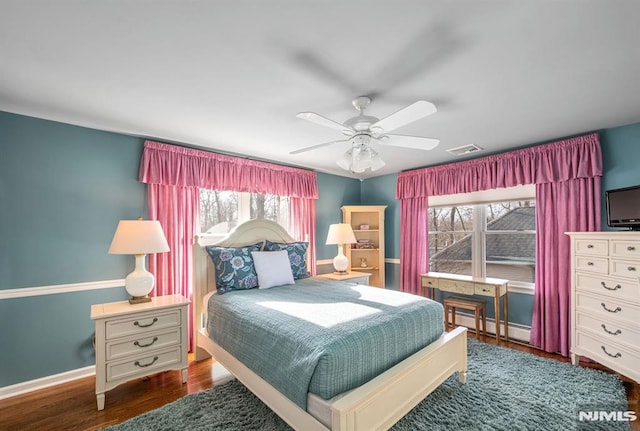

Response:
(296, 112), (349, 132)
(370, 101), (437, 133)
(380, 134), (440, 151)
(289, 139), (350, 155)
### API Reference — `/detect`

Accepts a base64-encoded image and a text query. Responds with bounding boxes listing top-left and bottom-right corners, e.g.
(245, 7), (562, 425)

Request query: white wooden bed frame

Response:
(192, 219), (468, 431)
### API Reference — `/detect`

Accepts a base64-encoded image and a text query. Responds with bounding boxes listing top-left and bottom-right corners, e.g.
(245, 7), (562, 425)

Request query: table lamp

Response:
(325, 223), (357, 274)
(109, 218), (170, 304)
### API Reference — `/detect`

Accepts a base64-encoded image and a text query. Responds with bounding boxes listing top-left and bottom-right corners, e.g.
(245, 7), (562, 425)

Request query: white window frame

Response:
(428, 185), (536, 294)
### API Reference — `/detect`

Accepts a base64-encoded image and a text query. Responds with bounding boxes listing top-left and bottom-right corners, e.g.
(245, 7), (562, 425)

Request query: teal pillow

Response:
(264, 240), (310, 280)
(205, 242), (263, 294)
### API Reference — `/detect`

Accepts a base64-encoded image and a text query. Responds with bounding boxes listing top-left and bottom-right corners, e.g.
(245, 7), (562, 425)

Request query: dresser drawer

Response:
(575, 273), (640, 303)
(106, 328), (182, 361)
(575, 239), (608, 256)
(575, 256), (608, 274)
(438, 279), (474, 295)
(106, 347), (183, 382)
(105, 309), (182, 340)
(575, 312), (640, 350)
(609, 259), (640, 279)
(575, 292), (640, 324)
(575, 331), (640, 380)
(610, 240), (640, 259)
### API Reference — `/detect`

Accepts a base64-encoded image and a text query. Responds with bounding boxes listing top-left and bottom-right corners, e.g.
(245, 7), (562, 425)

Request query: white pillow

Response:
(251, 250), (295, 289)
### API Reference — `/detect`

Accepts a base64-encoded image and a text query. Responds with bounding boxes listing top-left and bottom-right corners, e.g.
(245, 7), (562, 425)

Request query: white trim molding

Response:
(0, 279), (125, 300)
(0, 366), (95, 400)
(451, 313), (531, 343)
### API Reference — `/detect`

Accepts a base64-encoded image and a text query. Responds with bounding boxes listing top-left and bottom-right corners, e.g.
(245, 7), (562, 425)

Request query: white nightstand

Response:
(317, 271), (372, 285)
(90, 294), (190, 410)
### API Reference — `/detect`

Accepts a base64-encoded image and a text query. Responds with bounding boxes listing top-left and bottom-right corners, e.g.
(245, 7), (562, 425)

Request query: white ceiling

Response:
(2, 1), (640, 179)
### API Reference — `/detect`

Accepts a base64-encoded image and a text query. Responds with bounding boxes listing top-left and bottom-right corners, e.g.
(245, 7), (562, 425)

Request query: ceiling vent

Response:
(447, 144), (483, 156)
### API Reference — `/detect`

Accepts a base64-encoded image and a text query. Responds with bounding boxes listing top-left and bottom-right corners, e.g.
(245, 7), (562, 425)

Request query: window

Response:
(428, 186), (536, 289)
(199, 189), (290, 238)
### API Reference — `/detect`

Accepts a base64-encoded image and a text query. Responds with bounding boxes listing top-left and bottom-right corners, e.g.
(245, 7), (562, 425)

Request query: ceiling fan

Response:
(292, 96), (440, 173)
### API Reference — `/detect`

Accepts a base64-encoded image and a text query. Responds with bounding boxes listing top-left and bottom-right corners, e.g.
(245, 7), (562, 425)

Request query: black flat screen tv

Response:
(606, 185), (640, 230)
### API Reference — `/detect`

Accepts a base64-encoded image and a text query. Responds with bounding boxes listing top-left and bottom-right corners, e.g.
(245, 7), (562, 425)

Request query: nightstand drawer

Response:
(106, 347), (183, 382)
(438, 279), (474, 295)
(106, 328), (182, 361)
(106, 309), (181, 340)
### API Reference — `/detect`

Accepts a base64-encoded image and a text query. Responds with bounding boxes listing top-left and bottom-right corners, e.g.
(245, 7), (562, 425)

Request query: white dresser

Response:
(568, 232), (640, 383)
(91, 294), (190, 410)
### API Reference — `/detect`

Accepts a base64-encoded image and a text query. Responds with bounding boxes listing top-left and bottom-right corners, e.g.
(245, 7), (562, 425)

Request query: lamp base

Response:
(129, 295), (152, 304)
(333, 270), (348, 275)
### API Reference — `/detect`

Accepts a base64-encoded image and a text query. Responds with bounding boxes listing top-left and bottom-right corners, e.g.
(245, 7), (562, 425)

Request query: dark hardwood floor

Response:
(0, 335), (637, 431)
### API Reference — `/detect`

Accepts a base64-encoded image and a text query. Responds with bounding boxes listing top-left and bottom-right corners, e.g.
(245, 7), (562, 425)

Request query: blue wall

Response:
(2, 108), (640, 388)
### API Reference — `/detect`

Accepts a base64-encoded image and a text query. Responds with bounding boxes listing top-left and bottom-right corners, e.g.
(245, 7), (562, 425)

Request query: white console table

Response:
(422, 272), (509, 343)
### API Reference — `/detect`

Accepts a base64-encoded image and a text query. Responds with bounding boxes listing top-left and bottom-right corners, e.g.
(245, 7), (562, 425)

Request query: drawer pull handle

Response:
(601, 324), (622, 336)
(627, 266), (636, 272)
(628, 246), (636, 251)
(134, 317), (158, 328)
(600, 281), (621, 291)
(600, 303), (622, 313)
(587, 244), (594, 249)
(600, 346), (622, 359)
(134, 356), (159, 368)
(587, 262), (594, 266)
(134, 337), (158, 348)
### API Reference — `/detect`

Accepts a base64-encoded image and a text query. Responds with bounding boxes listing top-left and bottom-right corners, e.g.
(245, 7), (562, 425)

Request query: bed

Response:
(192, 219), (468, 431)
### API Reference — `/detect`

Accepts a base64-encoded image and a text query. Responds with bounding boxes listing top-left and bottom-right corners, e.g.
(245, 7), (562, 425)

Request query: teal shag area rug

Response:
(105, 339), (631, 431)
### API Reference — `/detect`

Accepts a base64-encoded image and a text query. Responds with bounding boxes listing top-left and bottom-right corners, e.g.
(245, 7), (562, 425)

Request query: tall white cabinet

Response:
(568, 231), (640, 383)
(342, 205), (386, 288)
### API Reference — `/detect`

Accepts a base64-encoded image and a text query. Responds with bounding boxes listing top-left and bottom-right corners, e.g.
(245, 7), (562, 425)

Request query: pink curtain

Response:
(139, 140), (319, 350)
(147, 184), (199, 350)
(290, 197), (317, 276)
(399, 196), (428, 295)
(531, 179), (600, 356)
(396, 133), (602, 355)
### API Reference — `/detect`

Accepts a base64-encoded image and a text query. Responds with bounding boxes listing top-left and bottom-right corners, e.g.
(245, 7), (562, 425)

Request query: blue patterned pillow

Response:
(264, 240), (310, 280)
(205, 242), (263, 294)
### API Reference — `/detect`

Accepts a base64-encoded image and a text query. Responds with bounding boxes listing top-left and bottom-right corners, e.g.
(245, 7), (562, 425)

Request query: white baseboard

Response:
(0, 365), (95, 400)
(450, 312), (531, 343)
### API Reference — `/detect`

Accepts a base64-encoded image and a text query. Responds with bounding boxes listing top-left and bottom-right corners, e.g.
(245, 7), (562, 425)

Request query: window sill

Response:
(507, 281), (535, 295)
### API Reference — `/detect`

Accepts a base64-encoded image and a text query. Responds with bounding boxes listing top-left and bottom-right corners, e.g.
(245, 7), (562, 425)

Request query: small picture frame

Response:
(359, 224), (370, 230)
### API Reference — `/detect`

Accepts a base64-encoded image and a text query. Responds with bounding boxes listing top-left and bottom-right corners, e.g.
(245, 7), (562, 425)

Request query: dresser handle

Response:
(134, 356), (159, 368)
(600, 346), (622, 359)
(627, 266), (636, 272)
(600, 281), (621, 291)
(627, 246), (636, 251)
(134, 317), (158, 328)
(601, 324), (622, 336)
(600, 303), (622, 313)
(134, 337), (158, 348)
(587, 244), (594, 249)
(587, 262), (594, 266)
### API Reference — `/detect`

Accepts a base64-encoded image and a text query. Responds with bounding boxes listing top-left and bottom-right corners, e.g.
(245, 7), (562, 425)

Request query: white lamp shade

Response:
(109, 220), (170, 255)
(109, 219), (169, 302)
(325, 223), (357, 245)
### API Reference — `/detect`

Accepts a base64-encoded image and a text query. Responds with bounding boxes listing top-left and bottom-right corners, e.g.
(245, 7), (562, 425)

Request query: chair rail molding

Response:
(0, 279), (125, 300)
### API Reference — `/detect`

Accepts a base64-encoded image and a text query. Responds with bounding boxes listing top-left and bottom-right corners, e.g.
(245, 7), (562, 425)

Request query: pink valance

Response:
(140, 140), (318, 198)
(396, 133), (602, 199)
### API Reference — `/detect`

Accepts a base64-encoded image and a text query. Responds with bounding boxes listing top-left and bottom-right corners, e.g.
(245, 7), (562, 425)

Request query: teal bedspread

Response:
(207, 278), (444, 409)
